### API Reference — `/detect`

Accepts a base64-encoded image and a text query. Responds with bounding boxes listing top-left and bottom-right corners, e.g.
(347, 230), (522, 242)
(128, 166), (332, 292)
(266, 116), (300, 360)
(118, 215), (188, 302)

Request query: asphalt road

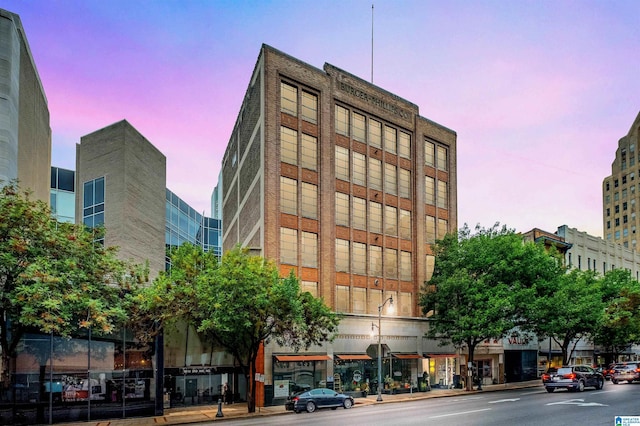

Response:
(210, 382), (640, 426)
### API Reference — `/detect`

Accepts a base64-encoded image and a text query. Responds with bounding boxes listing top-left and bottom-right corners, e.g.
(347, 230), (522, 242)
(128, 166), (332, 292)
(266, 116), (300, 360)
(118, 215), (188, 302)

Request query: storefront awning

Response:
(426, 354), (456, 358)
(335, 354), (371, 360)
(274, 355), (331, 362)
(393, 353), (423, 359)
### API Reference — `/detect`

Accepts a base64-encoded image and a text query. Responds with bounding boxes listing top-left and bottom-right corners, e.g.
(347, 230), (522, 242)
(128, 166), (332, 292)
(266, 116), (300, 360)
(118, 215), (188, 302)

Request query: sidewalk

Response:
(59, 380), (542, 426)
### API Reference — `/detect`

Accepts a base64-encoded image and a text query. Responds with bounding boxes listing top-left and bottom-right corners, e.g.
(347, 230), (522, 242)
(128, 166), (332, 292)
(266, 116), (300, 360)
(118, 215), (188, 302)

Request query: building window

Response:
(82, 177), (104, 228)
(426, 255), (435, 281)
(301, 134), (317, 171)
(353, 287), (367, 314)
(398, 131), (411, 159)
(615, 205), (620, 214)
(302, 231), (317, 267)
(425, 140), (436, 167)
(301, 91), (317, 124)
(335, 192), (350, 227)
(335, 105), (349, 136)
(425, 215), (436, 243)
(369, 158), (382, 190)
(385, 205), (397, 236)
(399, 292), (412, 316)
(336, 239), (350, 272)
(399, 209), (411, 240)
(353, 197), (367, 230)
(368, 289), (382, 315)
(369, 201), (382, 234)
(301, 182), (317, 219)
(437, 180), (448, 209)
(385, 163), (397, 195)
(369, 119), (382, 148)
(83, 176), (105, 243)
(353, 112), (366, 142)
(335, 146), (349, 181)
(399, 168), (411, 198)
(353, 152), (366, 186)
(385, 248), (398, 278)
(400, 251), (412, 281)
(384, 125), (397, 155)
(623, 175), (628, 184)
(437, 218), (448, 240)
(624, 202), (628, 211)
(280, 177), (297, 215)
(615, 218), (620, 226)
(425, 176), (435, 205)
(437, 146), (447, 171)
(352, 242), (367, 275)
(336, 285), (350, 313)
(280, 227), (298, 265)
(369, 245), (382, 276)
(280, 82), (297, 116)
(301, 281), (318, 297)
(281, 126), (298, 165)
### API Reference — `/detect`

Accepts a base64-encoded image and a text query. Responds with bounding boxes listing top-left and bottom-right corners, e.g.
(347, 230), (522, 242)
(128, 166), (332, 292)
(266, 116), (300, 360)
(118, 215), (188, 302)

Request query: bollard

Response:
(216, 398), (224, 418)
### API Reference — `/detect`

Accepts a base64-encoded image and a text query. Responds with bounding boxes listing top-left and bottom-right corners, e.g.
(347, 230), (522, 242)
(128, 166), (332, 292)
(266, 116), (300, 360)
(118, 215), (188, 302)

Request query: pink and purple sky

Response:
(5, 0), (640, 237)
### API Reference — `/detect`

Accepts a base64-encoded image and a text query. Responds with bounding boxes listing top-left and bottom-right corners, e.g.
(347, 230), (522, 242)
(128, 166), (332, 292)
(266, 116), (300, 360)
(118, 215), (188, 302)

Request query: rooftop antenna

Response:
(371, 4), (374, 83)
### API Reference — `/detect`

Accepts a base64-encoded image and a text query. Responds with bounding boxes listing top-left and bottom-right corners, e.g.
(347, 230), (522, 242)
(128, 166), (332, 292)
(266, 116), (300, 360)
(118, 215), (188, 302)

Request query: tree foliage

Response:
(0, 182), (145, 387)
(523, 268), (602, 365)
(141, 244), (340, 413)
(419, 223), (564, 388)
(591, 269), (640, 361)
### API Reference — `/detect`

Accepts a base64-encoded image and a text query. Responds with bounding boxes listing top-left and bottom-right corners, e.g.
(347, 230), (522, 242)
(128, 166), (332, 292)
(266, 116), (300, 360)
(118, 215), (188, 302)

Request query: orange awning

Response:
(275, 355), (331, 362)
(427, 354), (456, 358)
(336, 354), (372, 360)
(393, 354), (423, 359)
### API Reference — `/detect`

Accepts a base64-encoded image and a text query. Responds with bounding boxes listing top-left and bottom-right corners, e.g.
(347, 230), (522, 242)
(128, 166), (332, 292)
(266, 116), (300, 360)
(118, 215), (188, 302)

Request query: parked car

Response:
(285, 388), (354, 413)
(541, 365), (604, 392)
(611, 362), (640, 384)
(600, 363), (616, 380)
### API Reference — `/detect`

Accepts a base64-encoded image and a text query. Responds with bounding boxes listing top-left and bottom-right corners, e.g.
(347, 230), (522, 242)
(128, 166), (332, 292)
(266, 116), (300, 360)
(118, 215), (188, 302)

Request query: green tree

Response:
(419, 223), (563, 390)
(143, 245), (340, 413)
(592, 269), (640, 362)
(0, 182), (145, 388)
(523, 268), (602, 365)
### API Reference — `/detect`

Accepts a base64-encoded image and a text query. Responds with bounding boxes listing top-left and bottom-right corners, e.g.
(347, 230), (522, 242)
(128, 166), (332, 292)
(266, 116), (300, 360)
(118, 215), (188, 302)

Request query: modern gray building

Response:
(0, 8), (51, 201)
(76, 120), (167, 280)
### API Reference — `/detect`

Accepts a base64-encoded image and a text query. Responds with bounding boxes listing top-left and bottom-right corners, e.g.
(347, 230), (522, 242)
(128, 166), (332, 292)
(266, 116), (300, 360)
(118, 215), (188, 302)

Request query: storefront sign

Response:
(274, 380), (289, 398)
(180, 367), (213, 374)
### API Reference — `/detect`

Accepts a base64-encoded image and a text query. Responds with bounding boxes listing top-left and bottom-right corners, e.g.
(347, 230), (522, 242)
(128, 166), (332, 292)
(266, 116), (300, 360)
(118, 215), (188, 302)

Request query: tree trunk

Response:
(466, 344), (475, 391)
(247, 360), (256, 413)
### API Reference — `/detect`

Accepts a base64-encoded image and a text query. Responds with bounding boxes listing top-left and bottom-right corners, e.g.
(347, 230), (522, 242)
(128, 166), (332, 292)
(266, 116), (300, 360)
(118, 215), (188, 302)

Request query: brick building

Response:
(221, 45), (458, 404)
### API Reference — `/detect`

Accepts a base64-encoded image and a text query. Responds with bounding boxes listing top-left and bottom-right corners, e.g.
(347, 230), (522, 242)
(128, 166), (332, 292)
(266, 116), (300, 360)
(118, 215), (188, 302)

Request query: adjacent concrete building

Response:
(0, 8), (51, 201)
(76, 120), (167, 280)
(221, 45), (458, 404)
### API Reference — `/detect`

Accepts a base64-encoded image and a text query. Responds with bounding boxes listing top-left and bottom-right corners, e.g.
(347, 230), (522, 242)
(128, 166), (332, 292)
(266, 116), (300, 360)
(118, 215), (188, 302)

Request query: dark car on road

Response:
(541, 365), (604, 392)
(611, 362), (640, 384)
(285, 388), (354, 413)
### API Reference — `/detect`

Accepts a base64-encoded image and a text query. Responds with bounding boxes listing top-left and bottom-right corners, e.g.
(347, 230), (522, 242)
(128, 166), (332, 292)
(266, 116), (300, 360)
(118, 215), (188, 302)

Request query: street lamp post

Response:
(371, 296), (393, 402)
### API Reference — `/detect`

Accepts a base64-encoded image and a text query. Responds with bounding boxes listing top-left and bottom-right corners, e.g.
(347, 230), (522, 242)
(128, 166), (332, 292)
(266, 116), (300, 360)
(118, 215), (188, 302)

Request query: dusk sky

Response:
(5, 0), (639, 237)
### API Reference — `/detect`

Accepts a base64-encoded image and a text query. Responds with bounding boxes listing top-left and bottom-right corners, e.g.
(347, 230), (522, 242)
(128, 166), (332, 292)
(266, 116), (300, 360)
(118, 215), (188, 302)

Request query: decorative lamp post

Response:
(371, 296), (393, 402)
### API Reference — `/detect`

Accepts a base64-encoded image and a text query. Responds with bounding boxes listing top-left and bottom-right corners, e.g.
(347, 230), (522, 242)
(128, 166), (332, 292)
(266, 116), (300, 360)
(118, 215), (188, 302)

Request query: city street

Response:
(214, 384), (640, 426)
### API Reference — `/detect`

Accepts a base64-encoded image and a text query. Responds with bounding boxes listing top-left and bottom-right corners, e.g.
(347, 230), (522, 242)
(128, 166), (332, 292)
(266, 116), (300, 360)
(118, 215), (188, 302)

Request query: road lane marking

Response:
(429, 408), (492, 419)
(546, 398), (608, 407)
(450, 396), (485, 401)
(488, 398), (520, 403)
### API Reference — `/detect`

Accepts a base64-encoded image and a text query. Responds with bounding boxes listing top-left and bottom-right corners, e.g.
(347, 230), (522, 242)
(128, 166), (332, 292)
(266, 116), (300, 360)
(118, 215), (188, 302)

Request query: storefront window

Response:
(272, 358), (328, 399)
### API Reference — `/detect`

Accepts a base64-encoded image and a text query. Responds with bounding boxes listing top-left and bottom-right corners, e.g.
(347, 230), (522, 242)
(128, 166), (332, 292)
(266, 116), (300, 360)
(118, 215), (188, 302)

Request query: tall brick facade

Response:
(221, 45), (458, 405)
